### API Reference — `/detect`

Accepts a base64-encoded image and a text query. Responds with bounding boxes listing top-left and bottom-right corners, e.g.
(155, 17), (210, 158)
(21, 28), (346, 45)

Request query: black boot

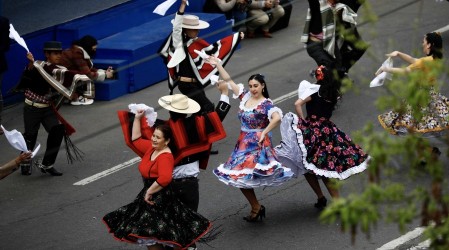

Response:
(45, 167), (63, 176)
(314, 197), (327, 209)
(37, 162), (63, 176)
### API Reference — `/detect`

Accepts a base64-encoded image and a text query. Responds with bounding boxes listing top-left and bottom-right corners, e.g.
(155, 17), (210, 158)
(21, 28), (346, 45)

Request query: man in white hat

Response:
(118, 79), (231, 215)
(160, 0), (241, 115)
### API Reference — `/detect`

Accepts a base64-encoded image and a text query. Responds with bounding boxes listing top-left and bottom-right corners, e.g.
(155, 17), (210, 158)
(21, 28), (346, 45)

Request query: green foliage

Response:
(318, 3), (449, 248)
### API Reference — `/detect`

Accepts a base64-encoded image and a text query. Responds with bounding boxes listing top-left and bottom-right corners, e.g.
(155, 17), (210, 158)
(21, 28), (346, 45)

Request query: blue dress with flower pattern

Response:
(213, 86), (294, 189)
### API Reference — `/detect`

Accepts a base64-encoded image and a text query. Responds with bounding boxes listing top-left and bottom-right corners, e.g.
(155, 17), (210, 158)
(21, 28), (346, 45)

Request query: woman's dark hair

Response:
(154, 124), (173, 142)
(248, 73), (270, 98)
(425, 32), (443, 59)
(315, 66), (341, 106)
(73, 35), (98, 58)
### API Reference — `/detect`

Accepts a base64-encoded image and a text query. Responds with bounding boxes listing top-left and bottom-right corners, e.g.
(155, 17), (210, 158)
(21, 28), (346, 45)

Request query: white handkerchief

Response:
(194, 49), (209, 59)
(195, 49), (221, 66)
(297, 80), (320, 100)
(371, 57), (393, 88)
(31, 144), (41, 158)
(1, 125), (39, 157)
(210, 75), (219, 85)
(210, 76), (232, 89)
(128, 104), (158, 127)
(9, 24), (29, 52)
(153, 0), (188, 16)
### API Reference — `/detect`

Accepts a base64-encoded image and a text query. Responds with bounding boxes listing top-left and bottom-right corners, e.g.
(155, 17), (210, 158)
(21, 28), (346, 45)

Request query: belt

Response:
(172, 177), (198, 183)
(309, 36), (322, 42)
(25, 98), (50, 108)
(178, 76), (197, 83)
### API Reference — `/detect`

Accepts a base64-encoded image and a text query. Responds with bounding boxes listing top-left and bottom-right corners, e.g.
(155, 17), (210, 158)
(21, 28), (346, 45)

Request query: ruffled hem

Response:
(215, 160), (283, 176)
(378, 114), (449, 136)
(287, 112), (369, 180)
(303, 156), (370, 180)
(103, 219), (212, 248)
(213, 168), (294, 189)
(275, 115), (308, 176)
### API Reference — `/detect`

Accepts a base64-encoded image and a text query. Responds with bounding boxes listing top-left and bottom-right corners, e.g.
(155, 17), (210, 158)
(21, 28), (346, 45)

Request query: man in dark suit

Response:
(0, 16), (10, 133)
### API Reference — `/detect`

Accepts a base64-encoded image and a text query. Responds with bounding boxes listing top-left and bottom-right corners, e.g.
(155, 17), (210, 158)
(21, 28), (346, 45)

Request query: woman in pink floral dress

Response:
(275, 65), (369, 209)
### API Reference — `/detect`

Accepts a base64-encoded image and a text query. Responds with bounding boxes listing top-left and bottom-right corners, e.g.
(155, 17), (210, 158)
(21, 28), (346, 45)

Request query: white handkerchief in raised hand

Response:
(210, 75), (219, 85)
(370, 72), (388, 88)
(9, 24), (29, 52)
(297, 80), (320, 100)
(153, 0), (188, 16)
(371, 57), (393, 87)
(194, 49), (209, 59)
(128, 103), (158, 127)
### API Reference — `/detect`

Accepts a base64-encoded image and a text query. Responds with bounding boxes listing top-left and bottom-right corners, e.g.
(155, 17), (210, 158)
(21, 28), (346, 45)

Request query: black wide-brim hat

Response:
(43, 41), (62, 51)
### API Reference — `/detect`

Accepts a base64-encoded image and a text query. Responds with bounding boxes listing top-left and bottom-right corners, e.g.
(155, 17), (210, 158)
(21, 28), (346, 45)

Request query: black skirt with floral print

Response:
(103, 178), (211, 248)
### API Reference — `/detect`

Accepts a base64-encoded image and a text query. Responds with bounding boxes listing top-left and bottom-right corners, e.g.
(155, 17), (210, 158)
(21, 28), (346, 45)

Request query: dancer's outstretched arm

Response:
(206, 56), (240, 96)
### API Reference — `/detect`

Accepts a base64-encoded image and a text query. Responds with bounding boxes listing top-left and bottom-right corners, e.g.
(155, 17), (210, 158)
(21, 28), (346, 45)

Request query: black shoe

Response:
(45, 167), (63, 176)
(37, 162), (63, 176)
(243, 205), (266, 222)
(210, 149), (219, 155)
(314, 197), (327, 209)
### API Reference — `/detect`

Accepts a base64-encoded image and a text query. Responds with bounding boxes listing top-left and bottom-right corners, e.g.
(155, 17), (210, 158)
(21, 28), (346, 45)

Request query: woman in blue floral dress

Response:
(206, 56), (293, 222)
(275, 65), (369, 209)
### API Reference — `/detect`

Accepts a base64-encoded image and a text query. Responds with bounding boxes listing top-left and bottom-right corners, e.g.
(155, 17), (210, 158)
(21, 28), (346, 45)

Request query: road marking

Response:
(434, 24), (449, 34)
(377, 227), (425, 250)
(272, 90), (297, 104)
(73, 157), (140, 186)
(408, 239), (430, 250)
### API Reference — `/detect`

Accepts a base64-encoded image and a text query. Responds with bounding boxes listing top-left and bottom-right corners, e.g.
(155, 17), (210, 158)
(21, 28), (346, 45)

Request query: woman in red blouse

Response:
(103, 110), (213, 250)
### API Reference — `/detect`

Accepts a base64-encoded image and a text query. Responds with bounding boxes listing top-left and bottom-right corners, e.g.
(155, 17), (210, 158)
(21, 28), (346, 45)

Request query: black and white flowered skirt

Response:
(103, 178), (212, 248)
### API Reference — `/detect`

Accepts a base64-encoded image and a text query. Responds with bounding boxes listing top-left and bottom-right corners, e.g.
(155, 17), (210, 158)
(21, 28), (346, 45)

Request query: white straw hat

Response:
(158, 94), (201, 114)
(172, 15), (210, 29)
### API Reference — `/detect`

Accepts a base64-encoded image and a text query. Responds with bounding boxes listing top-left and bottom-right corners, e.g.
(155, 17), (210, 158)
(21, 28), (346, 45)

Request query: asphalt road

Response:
(1, 0), (449, 249)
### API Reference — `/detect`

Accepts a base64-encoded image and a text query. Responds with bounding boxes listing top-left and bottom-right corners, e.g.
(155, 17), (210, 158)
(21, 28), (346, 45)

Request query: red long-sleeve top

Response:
(132, 138), (174, 187)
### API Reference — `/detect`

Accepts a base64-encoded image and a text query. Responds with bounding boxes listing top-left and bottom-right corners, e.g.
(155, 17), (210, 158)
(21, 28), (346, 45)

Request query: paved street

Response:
(1, 0), (448, 249)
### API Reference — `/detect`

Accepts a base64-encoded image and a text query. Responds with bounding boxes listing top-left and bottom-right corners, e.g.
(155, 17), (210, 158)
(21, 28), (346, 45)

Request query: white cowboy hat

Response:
(171, 15), (210, 29)
(158, 94), (201, 114)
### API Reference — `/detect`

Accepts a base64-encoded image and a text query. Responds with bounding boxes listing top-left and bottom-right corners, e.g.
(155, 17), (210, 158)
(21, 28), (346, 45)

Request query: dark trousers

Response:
(170, 178), (200, 212)
(306, 40), (340, 70)
(23, 105), (64, 167)
(178, 81), (214, 114)
(340, 28), (367, 72)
